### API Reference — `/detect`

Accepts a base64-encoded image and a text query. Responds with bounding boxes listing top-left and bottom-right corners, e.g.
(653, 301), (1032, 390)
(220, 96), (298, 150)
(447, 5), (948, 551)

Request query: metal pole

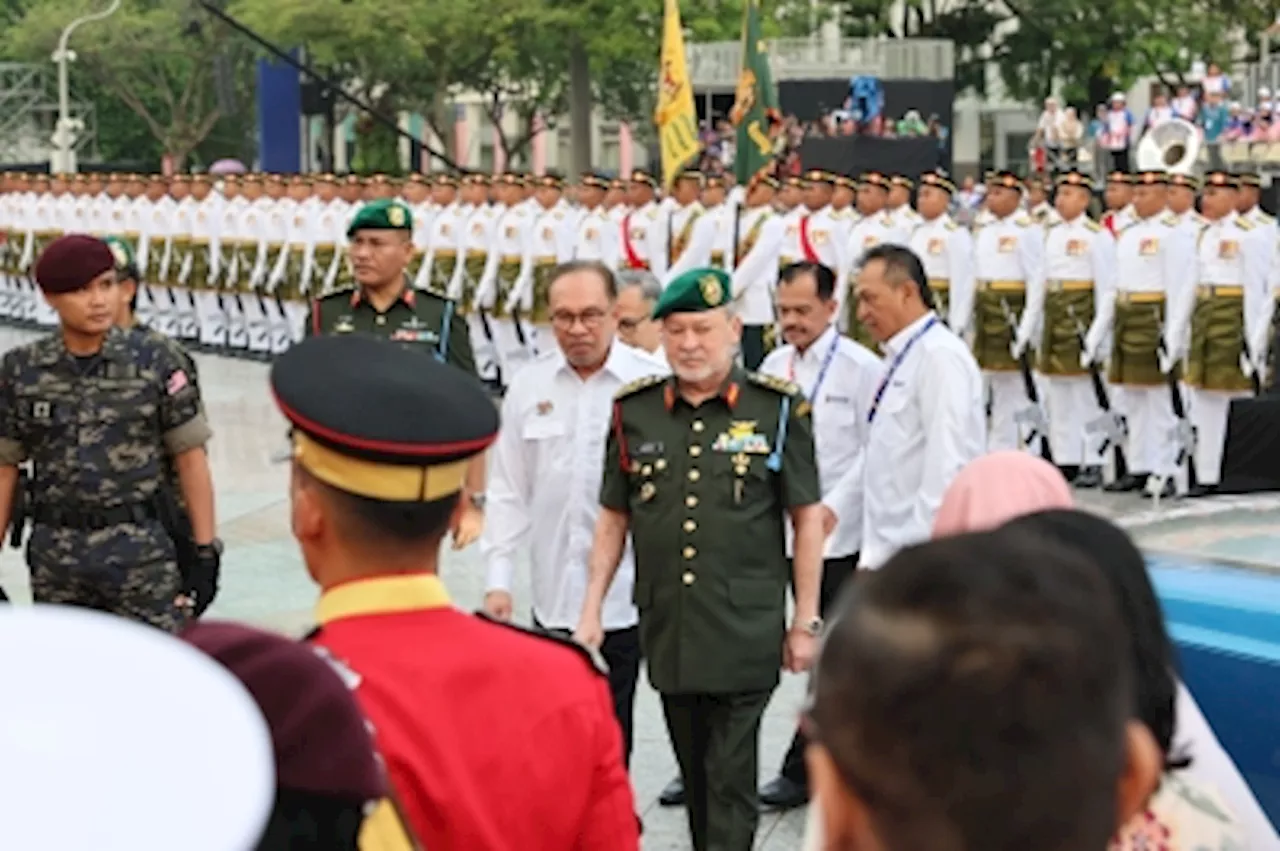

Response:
(51, 0), (121, 174)
(196, 0), (463, 172)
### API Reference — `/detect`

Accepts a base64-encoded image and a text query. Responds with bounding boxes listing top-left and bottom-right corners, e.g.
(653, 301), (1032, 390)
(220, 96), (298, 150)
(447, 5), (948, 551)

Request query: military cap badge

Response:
(699, 273), (723, 306)
(388, 204), (406, 227)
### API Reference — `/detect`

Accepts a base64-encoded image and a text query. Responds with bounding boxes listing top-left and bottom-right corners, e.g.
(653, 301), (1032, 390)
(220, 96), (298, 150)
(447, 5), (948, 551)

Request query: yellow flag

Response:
(654, 0), (700, 189)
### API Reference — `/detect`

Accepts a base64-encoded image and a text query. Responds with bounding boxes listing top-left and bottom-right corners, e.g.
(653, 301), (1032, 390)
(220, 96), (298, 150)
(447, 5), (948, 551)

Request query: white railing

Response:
(687, 37), (954, 89)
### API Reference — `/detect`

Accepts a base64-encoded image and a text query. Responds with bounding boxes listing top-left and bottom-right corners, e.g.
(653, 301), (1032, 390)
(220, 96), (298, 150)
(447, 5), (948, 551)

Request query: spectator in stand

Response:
(1034, 97), (1065, 165)
(1198, 91), (1230, 168)
(897, 109), (928, 137)
(1172, 85), (1198, 121)
(1102, 93), (1135, 172)
(1201, 62), (1230, 98)
(1145, 91), (1174, 129)
(1059, 107), (1085, 168)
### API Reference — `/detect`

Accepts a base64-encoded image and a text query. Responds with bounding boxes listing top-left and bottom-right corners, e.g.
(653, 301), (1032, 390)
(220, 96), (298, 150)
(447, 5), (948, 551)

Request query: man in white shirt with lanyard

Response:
(480, 259), (667, 765)
(854, 244), (985, 568)
(757, 261), (880, 810)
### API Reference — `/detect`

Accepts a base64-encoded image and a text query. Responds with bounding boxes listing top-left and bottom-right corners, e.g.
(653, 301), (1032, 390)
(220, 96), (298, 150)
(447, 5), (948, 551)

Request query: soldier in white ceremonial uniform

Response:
(1025, 174), (1058, 225)
(845, 172), (910, 349)
(508, 174), (576, 351)
(908, 170), (974, 334)
(451, 174), (501, 387)
(24, 179), (59, 327)
(258, 176), (295, 355)
(1024, 170), (1117, 487)
(885, 175), (922, 232)
(229, 175), (268, 355)
(193, 174), (232, 350)
(415, 175), (463, 294)
(656, 170), (717, 287)
(1101, 171), (1137, 236)
(973, 170), (1045, 452)
(830, 175), (858, 224)
(855, 243), (985, 568)
(170, 175), (207, 342)
(275, 175), (315, 346)
(727, 175), (785, 369)
(572, 173), (620, 270)
(1167, 173), (1204, 232)
(1171, 171), (1270, 495)
(481, 260), (665, 767)
(757, 261), (880, 810)
(1091, 170), (1194, 495)
(619, 170), (664, 277)
(139, 177), (178, 336)
(775, 176), (807, 269)
(789, 172), (851, 343)
(478, 174), (537, 380)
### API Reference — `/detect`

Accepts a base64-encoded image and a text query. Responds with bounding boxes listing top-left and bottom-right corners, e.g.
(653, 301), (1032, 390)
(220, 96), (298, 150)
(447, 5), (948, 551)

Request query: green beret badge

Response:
(699, 274), (723, 306)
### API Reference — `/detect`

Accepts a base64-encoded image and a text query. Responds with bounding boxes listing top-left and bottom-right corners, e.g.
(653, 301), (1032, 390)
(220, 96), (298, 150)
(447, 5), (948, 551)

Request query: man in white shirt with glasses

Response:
(481, 260), (666, 765)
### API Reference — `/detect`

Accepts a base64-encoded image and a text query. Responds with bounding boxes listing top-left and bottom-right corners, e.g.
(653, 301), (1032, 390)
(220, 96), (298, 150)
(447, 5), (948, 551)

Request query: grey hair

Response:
(616, 269), (663, 305)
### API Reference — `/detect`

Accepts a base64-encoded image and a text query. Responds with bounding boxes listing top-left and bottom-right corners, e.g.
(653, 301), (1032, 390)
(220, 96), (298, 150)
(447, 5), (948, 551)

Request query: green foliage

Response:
(2, 0), (246, 167)
(835, 0), (1275, 105)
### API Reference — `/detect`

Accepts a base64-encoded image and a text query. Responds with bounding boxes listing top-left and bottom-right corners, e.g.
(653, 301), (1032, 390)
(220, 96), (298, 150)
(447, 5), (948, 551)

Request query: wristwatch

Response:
(469, 492), (487, 510)
(195, 538), (224, 559)
(800, 616), (824, 637)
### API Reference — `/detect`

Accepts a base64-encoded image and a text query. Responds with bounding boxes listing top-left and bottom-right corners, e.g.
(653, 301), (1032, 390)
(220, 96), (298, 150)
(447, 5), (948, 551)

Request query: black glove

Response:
(188, 541), (222, 618)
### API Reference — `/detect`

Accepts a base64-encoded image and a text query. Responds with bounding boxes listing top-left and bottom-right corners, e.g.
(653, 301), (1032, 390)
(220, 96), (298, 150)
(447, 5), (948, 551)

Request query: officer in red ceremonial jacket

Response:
(270, 334), (640, 851)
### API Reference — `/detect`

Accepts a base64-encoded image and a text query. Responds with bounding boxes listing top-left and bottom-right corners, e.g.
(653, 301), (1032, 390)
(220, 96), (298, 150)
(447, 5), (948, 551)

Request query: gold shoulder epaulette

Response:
(1083, 219), (1101, 232)
(1235, 216), (1256, 231)
(553, 210), (565, 220)
(1047, 217), (1065, 228)
(1258, 212), (1275, 224)
(614, 373), (665, 400)
(944, 218), (959, 230)
(1014, 215), (1033, 227)
(747, 371), (802, 396)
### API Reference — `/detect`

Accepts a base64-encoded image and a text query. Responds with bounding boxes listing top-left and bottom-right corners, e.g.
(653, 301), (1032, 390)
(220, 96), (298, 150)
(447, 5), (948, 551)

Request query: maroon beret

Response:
(182, 620), (385, 803)
(34, 234), (115, 295)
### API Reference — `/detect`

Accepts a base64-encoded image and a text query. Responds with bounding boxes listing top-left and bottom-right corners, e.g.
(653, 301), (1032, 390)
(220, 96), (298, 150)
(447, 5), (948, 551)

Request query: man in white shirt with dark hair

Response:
(756, 260), (880, 810)
(853, 244), (985, 568)
(481, 259), (666, 765)
(614, 268), (668, 369)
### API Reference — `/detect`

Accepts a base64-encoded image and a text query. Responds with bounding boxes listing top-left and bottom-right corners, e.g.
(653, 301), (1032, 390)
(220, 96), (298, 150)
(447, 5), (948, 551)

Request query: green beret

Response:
(346, 198), (413, 238)
(651, 268), (732, 320)
(103, 236), (138, 280)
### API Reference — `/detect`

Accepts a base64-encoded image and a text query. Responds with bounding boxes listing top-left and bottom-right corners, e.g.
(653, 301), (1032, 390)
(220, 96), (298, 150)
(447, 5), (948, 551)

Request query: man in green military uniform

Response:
(304, 198), (476, 376)
(305, 198), (486, 548)
(575, 267), (825, 851)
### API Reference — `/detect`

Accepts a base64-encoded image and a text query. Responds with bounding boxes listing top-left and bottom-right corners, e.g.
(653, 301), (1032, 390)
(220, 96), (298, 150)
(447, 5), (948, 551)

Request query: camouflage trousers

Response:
(27, 520), (187, 633)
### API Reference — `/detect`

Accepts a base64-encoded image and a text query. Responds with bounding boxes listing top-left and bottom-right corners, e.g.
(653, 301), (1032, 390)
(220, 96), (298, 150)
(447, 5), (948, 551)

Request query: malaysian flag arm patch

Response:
(166, 370), (190, 396)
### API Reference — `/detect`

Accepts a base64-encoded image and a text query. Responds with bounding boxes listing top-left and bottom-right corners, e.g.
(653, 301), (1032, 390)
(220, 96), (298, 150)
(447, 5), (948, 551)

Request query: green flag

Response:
(731, 0), (781, 185)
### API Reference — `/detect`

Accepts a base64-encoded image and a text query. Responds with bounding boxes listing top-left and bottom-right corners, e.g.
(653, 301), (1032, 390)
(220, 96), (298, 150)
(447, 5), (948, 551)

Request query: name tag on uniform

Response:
(542, 228), (554, 240)
(1139, 238), (1159, 256)
(1219, 240), (1239, 259)
(812, 230), (828, 245)
(862, 235), (879, 249)
(927, 238), (943, 255)
(997, 236), (1016, 253)
(1066, 239), (1085, 256)
(824, 394), (851, 404)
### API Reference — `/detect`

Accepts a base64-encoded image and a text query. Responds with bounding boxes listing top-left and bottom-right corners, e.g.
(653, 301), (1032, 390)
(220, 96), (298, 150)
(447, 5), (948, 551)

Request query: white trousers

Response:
(1116, 385), (1177, 477)
(1188, 388), (1247, 486)
(986, 371), (1027, 451)
(1045, 375), (1105, 466)
(175, 289), (200, 340)
(242, 295), (272, 354)
(194, 291), (228, 348)
(491, 317), (537, 385)
(467, 314), (500, 383)
(284, 300), (310, 345)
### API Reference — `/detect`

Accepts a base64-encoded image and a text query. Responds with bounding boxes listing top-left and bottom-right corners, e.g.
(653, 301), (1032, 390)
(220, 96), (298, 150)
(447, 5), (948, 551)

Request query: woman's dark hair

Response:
(1003, 509), (1187, 769)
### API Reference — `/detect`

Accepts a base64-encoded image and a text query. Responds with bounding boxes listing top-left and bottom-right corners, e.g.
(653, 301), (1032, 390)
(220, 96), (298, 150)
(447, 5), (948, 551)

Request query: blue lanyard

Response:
(787, 330), (840, 402)
(867, 316), (938, 424)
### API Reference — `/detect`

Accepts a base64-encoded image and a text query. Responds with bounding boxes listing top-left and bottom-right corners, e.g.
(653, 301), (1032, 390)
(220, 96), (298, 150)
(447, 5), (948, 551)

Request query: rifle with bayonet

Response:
(1154, 306), (1198, 493)
(1000, 297), (1054, 463)
(1067, 303), (1127, 479)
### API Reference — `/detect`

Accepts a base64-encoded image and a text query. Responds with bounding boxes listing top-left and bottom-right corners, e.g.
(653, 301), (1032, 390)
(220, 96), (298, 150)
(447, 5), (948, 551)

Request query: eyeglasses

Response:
(550, 308), (608, 330)
(617, 316), (651, 332)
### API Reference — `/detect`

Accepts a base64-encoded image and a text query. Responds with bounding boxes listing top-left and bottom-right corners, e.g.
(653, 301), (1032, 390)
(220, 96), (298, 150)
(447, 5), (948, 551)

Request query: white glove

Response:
(1158, 349), (1174, 375)
(474, 276), (497, 309)
(1080, 349), (1093, 369)
(1010, 337), (1027, 360)
(1240, 352), (1255, 377)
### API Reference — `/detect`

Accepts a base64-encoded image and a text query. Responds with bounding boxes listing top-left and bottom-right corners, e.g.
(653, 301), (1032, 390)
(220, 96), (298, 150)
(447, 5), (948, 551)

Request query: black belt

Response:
(32, 502), (159, 530)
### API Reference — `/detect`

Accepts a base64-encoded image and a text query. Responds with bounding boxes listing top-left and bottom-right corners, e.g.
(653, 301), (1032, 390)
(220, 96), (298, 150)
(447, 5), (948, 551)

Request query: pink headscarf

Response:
(931, 451), (1075, 538)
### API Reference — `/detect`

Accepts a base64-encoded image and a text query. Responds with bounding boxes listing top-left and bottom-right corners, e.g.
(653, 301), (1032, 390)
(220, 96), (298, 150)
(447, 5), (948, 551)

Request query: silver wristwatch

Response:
(469, 492), (487, 510)
(801, 616), (824, 637)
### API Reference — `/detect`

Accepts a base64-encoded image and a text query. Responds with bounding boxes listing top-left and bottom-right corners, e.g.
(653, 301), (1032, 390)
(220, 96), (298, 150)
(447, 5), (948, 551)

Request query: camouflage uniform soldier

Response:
(0, 235), (221, 630)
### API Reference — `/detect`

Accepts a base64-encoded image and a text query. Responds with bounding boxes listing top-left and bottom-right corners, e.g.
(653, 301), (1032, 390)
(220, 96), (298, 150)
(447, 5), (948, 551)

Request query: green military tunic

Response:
(600, 368), (821, 695)
(304, 278), (476, 377)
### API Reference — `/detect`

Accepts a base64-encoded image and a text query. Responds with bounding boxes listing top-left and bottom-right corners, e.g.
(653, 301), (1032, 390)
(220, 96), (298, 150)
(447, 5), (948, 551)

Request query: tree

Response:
(834, 0), (1274, 106)
(2, 0), (247, 168)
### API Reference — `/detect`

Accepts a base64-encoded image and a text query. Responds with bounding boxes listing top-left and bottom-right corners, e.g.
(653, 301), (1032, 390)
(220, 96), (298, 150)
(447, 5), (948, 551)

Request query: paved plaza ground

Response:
(2, 326), (1279, 849)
